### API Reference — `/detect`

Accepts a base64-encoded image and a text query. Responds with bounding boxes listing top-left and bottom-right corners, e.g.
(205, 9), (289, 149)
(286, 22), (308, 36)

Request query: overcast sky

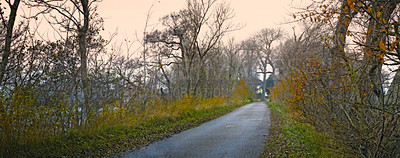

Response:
(11, 0), (307, 50)
(97, 0), (305, 43)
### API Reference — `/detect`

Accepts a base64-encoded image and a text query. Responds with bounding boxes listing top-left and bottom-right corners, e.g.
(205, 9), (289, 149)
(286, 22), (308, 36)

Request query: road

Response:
(118, 102), (270, 158)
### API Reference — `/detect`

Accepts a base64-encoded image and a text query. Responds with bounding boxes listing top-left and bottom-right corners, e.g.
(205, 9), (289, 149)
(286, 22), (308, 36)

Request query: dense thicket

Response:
(270, 0), (400, 157)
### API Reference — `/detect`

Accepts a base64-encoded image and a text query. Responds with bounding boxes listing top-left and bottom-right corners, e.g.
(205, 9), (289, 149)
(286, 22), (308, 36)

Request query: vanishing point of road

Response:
(118, 102), (270, 158)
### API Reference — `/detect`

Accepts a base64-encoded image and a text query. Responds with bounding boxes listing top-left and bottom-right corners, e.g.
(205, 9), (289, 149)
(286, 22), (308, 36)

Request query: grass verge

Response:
(262, 102), (340, 157)
(26, 101), (249, 157)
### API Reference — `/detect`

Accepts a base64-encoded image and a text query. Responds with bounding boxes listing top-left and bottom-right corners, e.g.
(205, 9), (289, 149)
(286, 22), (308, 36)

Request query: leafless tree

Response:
(0, 0), (22, 86)
(26, 0), (101, 120)
(254, 28), (282, 100)
(146, 0), (239, 97)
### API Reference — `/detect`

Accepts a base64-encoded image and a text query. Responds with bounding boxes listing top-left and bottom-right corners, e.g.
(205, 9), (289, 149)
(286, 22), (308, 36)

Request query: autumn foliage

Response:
(0, 88), (250, 156)
(0, 0), (254, 156)
(270, 0), (400, 156)
(271, 56), (399, 156)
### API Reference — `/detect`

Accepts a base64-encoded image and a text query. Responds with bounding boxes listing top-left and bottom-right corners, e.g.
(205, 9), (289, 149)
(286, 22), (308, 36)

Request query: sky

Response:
(5, 0), (308, 83)
(7, 0), (307, 52)
(93, 0), (306, 81)
(97, 0), (305, 44)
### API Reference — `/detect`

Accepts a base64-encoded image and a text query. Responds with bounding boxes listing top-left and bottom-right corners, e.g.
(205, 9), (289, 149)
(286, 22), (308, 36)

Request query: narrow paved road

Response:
(119, 102), (270, 158)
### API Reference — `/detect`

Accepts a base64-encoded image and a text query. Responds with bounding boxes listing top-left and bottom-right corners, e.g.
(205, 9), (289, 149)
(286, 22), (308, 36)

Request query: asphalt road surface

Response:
(118, 102), (270, 158)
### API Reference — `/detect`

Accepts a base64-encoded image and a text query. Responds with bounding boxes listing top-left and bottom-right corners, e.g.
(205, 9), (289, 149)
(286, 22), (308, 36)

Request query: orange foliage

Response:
(0, 89), (231, 156)
(232, 79), (249, 101)
(270, 57), (352, 123)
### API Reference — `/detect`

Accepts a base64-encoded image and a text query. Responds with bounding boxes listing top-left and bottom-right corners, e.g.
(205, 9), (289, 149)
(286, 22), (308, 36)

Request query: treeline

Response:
(268, 0), (400, 157)
(0, 0), (261, 156)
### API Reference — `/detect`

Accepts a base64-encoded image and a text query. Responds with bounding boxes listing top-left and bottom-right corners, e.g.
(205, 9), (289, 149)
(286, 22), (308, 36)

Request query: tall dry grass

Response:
(0, 80), (249, 157)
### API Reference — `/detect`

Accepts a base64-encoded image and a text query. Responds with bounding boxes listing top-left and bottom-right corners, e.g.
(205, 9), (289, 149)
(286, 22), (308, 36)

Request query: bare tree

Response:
(241, 28), (282, 100)
(254, 28), (282, 100)
(25, 0), (102, 123)
(239, 37), (261, 93)
(146, 0), (239, 96)
(0, 0), (21, 85)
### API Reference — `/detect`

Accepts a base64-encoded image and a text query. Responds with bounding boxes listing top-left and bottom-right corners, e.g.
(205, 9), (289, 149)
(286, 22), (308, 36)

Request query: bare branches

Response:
(241, 28), (282, 100)
(273, 0), (400, 157)
(144, 0), (240, 96)
(0, 3), (8, 29)
(0, 0), (21, 85)
(25, 0), (81, 28)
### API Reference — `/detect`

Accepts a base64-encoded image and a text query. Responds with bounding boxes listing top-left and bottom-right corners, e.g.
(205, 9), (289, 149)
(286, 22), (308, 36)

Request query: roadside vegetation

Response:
(262, 102), (342, 157)
(2, 0), (400, 157)
(1, 0), (256, 157)
(2, 94), (250, 157)
(260, 0), (400, 157)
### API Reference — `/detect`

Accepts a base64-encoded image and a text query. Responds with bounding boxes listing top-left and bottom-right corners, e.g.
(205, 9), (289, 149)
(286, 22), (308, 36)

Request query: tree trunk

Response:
(385, 69), (400, 157)
(363, 1), (398, 156)
(79, 0), (90, 122)
(0, 0), (21, 85)
(261, 63), (267, 101)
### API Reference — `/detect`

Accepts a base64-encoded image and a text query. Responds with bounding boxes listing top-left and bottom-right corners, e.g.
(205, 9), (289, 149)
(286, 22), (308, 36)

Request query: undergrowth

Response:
(262, 102), (343, 158)
(1, 94), (249, 157)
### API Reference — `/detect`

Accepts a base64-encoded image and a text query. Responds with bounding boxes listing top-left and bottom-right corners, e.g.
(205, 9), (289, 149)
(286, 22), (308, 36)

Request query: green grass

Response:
(262, 102), (341, 158)
(18, 101), (249, 157)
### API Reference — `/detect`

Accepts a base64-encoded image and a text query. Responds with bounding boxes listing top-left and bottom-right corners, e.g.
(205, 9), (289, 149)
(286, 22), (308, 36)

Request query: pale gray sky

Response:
(97, 0), (304, 43)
